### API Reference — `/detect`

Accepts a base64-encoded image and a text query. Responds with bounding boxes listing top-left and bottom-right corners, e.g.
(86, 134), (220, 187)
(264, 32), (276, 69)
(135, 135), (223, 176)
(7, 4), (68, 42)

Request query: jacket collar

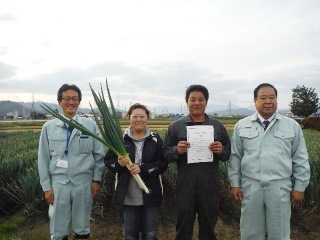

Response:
(184, 113), (209, 125)
(55, 114), (83, 130)
(124, 126), (156, 141)
(250, 111), (283, 122)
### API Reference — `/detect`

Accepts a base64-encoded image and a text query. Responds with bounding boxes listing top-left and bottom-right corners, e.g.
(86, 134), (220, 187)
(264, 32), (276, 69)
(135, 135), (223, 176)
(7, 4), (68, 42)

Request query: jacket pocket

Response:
(79, 135), (93, 153)
(273, 131), (295, 140)
(239, 129), (259, 151)
(273, 131), (295, 147)
(48, 136), (66, 156)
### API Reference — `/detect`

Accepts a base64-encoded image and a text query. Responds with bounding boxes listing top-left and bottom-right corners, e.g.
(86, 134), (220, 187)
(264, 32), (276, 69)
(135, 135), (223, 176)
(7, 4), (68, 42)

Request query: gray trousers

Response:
(49, 181), (93, 240)
(240, 177), (292, 240)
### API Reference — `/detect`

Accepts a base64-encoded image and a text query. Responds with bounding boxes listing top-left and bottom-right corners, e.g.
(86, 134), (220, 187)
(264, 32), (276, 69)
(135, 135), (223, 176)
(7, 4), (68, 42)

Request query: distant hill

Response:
(208, 108), (255, 116)
(0, 101), (31, 118)
(0, 100), (289, 118)
(0, 101), (94, 118)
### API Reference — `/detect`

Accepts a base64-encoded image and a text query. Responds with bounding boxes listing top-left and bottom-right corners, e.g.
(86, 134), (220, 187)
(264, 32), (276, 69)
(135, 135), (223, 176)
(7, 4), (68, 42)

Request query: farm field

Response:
(0, 118), (319, 239)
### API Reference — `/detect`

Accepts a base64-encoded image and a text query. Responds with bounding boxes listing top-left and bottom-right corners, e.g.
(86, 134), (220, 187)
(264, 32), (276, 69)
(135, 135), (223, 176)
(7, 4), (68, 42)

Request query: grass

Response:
(0, 215), (27, 239)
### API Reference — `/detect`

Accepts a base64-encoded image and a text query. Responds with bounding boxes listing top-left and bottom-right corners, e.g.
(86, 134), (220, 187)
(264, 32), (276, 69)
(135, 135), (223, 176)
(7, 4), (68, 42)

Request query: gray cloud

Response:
(0, 62), (17, 79)
(0, 13), (16, 22)
(1, 0), (319, 112)
(1, 61), (319, 111)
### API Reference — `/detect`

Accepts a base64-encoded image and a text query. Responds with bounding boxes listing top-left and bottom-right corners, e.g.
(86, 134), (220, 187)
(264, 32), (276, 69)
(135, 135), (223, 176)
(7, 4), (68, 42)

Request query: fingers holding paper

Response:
(209, 141), (224, 154)
(177, 141), (190, 155)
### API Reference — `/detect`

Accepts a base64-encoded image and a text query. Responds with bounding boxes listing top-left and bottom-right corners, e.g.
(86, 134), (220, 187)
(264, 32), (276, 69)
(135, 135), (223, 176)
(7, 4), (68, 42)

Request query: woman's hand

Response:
(129, 164), (141, 175)
(118, 156), (129, 167)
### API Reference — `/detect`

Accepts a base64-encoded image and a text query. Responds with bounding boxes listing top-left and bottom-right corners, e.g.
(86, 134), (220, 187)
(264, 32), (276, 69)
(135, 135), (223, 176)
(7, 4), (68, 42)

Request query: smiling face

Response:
(187, 91), (207, 120)
(59, 89), (80, 118)
(129, 108), (148, 134)
(254, 86), (278, 119)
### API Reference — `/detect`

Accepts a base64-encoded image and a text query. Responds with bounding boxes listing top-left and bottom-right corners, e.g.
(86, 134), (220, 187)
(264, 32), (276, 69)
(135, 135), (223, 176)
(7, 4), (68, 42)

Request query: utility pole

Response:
(32, 94), (35, 119)
(117, 92), (120, 110)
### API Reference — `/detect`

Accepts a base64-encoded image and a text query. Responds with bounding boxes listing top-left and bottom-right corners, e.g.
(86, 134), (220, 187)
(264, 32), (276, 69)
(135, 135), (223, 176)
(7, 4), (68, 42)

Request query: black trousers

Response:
(175, 163), (220, 240)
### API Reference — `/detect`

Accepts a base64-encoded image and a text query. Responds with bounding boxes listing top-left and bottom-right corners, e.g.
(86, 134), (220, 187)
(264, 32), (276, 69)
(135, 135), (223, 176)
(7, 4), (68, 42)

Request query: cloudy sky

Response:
(1, 0), (319, 114)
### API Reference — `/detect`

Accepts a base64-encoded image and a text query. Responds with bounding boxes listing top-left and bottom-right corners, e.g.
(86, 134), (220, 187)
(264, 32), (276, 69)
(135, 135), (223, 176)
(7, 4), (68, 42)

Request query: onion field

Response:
(0, 122), (319, 218)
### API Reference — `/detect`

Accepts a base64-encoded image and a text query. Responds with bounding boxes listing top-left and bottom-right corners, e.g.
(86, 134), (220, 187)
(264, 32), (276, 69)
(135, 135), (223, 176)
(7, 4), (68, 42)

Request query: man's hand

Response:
(177, 141), (190, 155)
(291, 190), (304, 204)
(91, 182), (100, 198)
(45, 190), (54, 205)
(230, 187), (242, 201)
(209, 141), (224, 154)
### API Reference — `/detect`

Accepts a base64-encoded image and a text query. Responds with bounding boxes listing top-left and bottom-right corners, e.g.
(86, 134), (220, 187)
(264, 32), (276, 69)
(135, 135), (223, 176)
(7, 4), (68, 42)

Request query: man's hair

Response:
(57, 84), (82, 102)
(254, 83), (278, 98)
(185, 84), (209, 102)
(126, 103), (150, 119)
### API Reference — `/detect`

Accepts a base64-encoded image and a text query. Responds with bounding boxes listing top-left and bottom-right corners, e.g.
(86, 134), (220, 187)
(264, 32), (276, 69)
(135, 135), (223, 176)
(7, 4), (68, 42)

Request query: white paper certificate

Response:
(187, 125), (214, 164)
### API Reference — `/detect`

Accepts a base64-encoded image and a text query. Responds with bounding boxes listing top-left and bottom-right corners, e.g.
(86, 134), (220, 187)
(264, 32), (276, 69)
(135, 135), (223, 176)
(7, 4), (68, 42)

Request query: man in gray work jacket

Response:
(163, 84), (231, 240)
(228, 83), (310, 239)
(38, 84), (105, 240)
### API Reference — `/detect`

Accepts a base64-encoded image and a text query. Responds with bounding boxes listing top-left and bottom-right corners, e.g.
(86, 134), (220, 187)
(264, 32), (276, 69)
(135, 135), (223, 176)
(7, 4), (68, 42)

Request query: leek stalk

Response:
(41, 79), (150, 194)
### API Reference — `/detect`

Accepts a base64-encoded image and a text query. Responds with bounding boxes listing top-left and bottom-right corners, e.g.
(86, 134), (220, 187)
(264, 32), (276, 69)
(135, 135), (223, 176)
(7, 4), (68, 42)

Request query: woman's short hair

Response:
(126, 103), (150, 119)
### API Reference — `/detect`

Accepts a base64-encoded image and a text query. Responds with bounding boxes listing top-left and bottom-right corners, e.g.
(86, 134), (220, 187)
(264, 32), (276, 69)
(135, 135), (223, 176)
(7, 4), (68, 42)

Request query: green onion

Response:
(41, 78), (150, 194)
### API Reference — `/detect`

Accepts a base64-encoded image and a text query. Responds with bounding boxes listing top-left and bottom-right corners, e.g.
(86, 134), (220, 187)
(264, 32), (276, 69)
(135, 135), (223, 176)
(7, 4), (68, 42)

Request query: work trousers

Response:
(240, 177), (292, 240)
(175, 164), (220, 240)
(49, 181), (93, 240)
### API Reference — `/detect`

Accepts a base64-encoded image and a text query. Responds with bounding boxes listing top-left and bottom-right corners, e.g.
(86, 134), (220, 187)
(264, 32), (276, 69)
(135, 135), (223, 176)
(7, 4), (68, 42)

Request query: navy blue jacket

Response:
(104, 131), (167, 208)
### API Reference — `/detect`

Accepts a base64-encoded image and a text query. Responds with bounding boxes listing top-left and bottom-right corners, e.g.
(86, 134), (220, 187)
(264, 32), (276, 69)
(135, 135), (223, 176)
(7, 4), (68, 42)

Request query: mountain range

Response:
(0, 100), (260, 118)
(0, 101), (94, 118)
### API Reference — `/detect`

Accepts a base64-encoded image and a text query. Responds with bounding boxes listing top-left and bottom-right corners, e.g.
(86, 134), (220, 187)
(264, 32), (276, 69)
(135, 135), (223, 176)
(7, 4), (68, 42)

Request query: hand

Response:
(209, 141), (224, 154)
(118, 156), (129, 167)
(230, 187), (242, 201)
(91, 182), (100, 198)
(129, 164), (141, 175)
(44, 190), (54, 205)
(291, 190), (304, 204)
(177, 141), (190, 155)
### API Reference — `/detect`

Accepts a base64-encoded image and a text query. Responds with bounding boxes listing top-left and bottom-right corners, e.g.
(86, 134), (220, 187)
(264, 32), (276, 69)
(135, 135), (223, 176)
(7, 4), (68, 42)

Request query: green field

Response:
(0, 118), (319, 238)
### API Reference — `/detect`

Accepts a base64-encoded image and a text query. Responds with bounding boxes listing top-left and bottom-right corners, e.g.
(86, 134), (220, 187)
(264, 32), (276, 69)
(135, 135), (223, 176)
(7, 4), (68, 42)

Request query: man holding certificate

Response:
(163, 84), (231, 240)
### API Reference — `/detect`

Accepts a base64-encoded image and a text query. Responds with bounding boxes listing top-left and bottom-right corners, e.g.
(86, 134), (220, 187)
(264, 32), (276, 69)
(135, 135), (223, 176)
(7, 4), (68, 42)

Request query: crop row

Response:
(0, 127), (319, 215)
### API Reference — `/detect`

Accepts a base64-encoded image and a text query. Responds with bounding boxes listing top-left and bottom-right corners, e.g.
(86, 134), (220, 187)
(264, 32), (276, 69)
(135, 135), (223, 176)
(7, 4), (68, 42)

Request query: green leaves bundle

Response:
(41, 78), (150, 194)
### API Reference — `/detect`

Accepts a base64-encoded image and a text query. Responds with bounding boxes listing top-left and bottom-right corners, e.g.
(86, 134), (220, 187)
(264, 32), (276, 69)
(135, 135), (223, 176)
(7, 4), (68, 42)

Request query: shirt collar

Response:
(257, 113), (275, 123)
(62, 114), (77, 127)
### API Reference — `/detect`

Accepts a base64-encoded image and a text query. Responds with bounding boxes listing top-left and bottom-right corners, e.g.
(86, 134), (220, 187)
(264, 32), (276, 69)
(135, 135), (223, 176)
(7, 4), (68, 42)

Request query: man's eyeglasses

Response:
(61, 96), (80, 102)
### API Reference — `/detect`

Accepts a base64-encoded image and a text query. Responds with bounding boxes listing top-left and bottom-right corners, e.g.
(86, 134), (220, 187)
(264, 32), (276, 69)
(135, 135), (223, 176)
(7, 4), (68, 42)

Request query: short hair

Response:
(185, 84), (209, 102)
(254, 83), (277, 98)
(126, 103), (150, 119)
(57, 84), (82, 102)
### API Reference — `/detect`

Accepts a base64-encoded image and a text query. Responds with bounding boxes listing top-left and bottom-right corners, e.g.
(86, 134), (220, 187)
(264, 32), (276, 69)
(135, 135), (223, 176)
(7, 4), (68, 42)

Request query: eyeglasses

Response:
(61, 96), (80, 102)
(131, 115), (147, 121)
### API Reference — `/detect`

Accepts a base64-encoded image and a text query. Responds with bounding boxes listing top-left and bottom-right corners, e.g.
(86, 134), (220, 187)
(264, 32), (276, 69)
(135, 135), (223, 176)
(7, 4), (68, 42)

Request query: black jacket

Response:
(163, 114), (231, 174)
(104, 131), (167, 208)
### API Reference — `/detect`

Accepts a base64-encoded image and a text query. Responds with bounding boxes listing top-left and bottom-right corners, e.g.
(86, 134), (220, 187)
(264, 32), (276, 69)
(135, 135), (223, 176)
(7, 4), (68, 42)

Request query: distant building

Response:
(285, 112), (294, 118)
(6, 111), (19, 119)
(81, 113), (101, 120)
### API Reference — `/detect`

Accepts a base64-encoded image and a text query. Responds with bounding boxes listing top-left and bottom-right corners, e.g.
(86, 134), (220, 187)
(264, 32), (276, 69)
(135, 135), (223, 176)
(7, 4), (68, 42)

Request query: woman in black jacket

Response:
(104, 103), (167, 240)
